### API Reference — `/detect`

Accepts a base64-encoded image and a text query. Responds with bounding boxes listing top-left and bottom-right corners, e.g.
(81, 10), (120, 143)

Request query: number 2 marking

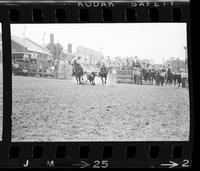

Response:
(93, 160), (100, 168)
(182, 159), (190, 167)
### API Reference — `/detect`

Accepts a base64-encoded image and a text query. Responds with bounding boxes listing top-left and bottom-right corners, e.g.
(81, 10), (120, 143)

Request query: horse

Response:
(166, 68), (173, 86)
(173, 72), (181, 87)
(154, 70), (161, 86)
(141, 68), (154, 85)
(72, 64), (84, 84)
(99, 66), (109, 85)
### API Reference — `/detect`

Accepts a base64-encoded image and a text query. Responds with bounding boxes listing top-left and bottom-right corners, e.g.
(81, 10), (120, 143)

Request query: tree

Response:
(46, 42), (63, 61)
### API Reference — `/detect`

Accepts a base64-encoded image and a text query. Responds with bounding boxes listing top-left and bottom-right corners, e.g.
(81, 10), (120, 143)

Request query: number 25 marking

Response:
(93, 160), (109, 168)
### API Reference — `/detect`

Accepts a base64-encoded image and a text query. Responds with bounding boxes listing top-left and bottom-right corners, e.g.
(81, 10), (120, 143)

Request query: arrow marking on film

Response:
(72, 161), (90, 168)
(161, 161), (179, 168)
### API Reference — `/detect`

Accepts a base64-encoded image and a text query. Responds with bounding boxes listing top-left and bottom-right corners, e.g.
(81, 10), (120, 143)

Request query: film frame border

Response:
(0, 1), (194, 168)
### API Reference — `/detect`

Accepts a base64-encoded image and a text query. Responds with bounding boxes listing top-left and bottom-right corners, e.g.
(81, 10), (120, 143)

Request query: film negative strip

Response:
(0, 0), (195, 168)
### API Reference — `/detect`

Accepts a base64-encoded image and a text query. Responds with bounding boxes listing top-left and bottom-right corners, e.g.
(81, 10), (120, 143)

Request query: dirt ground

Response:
(11, 75), (190, 142)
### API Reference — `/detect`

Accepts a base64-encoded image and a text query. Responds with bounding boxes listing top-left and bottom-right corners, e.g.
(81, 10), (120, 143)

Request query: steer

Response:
(85, 71), (96, 85)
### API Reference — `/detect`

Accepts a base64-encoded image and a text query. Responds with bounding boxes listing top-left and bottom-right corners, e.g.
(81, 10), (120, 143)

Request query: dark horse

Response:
(99, 66), (109, 85)
(166, 68), (173, 86)
(72, 64), (84, 84)
(141, 68), (154, 85)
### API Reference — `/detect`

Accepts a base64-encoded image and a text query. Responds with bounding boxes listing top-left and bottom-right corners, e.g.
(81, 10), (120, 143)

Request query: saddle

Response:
(73, 65), (84, 77)
(100, 67), (107, 74)
(74, 64), (82, 72)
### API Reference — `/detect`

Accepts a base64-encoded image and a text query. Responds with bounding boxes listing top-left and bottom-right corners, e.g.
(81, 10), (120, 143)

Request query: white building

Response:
(73, 46), (104, 65)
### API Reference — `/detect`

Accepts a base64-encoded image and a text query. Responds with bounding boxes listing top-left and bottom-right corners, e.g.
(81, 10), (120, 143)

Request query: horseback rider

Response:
(72, 59), (81, 76)
(135, 60), (140, 68)
(166, 64), (173, 85)
(166, 64), (172, 73)
(99, 63), (109, 85)
(72, 59), (84, 84)
(100, 63), (107, 73)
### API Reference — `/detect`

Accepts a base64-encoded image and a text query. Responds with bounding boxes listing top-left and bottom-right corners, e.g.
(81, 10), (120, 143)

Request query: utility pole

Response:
(42, 32), (46, 77)
(183, 46), (187, 72)
(177, 57), (179, 72)
(23, 26), (28, 75)
(56, 39), (59, 78)
(23, 26), (27, 53)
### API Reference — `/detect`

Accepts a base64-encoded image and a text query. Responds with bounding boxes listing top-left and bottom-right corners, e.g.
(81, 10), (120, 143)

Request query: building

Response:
(67, 43), (72, 53)
(73, 46), (104, 66)
(153, 64), (165, 70)
(11, 35), (52, 61)
(164, 57), (185, 72)
(62, 49), (76, 64)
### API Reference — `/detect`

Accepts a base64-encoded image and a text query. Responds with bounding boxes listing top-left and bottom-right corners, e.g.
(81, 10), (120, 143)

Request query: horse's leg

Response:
(79, 77), (81, 84)
(77, 76), (79, 84)
(101, 77), (104, 85)
(75, 76), (78, 84)
(105, 76), (107, 84)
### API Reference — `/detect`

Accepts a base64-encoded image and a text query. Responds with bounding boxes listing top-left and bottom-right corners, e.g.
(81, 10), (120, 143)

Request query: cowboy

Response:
(131, 60), (136, 68)
(100, 63), (107, 73)
(180, 69), (187, 88)
(72, 60), (80, 76)
(135, 60), (140, 68)
(166, 64), (172, 73)
(176, 70), (182, 87)
(160, 69), (166, 86)
(155, 68), (161, 86)
(121, 63), (126, 70)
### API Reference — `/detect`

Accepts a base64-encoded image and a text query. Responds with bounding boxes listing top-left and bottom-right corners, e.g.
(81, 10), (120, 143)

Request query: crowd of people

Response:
(115, 60), (188, 88)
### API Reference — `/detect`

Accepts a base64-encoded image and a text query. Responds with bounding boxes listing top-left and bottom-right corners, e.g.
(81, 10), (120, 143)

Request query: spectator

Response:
(121, 63), (126, 70)
(131, 60), (135, 68)
(176, 71), (181, 87)
(160, 69), (166, 86)
(181, 69), (187, 88)
(135, 60), (140, 68)
(155, 69), (161, 86)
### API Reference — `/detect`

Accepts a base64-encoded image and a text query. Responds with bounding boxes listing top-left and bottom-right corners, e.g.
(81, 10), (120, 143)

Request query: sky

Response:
(10, 23), (187, 64)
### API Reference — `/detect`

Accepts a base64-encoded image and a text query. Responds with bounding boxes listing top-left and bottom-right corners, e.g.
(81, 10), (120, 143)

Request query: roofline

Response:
(12, 51), (33, 54)
(26, 38), (52, 54)
(11, 35), (52, 55)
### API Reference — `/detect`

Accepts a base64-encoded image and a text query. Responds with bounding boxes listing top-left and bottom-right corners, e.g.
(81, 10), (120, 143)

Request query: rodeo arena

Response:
(9, 33), (190, 142)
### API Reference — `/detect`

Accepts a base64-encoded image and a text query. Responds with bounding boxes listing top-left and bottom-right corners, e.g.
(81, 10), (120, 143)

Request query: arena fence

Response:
(116, 69), (143, 84)
(57, 64), (73, 79)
